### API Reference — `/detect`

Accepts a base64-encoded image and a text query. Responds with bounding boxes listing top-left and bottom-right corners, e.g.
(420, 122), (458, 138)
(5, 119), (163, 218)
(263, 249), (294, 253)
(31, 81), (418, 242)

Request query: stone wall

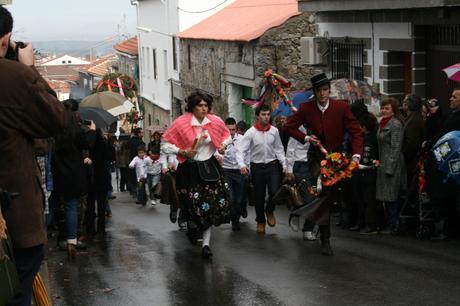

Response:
(255, 12), (319, 90)
(179, 12), (318, 120)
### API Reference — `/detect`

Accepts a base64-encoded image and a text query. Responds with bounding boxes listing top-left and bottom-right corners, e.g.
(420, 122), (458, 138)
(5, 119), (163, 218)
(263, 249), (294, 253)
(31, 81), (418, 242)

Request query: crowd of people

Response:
(1, 4), (460, 305)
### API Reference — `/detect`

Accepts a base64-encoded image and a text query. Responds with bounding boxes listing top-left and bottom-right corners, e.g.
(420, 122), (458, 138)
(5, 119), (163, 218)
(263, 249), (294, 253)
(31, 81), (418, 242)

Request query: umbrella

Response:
(330, 79), (379, 103)
(432, 130), (460, 185)
(272, 90), (313, 117)
(443, 63), (460, 83)
(78, 107), (117, 129)
(80, 92), (134, 116)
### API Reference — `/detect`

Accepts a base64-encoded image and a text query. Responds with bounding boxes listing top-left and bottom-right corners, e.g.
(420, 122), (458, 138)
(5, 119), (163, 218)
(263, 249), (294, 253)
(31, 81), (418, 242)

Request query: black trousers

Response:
(250, 162), (281, 224)
(6, 244), (44, 306)
(86, 191), (108, 235)
(119, 167), (128, 191)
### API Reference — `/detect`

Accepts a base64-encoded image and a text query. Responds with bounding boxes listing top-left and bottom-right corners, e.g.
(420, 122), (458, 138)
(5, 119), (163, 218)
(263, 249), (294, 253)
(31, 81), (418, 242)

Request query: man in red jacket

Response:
(284, 73), (363, 255)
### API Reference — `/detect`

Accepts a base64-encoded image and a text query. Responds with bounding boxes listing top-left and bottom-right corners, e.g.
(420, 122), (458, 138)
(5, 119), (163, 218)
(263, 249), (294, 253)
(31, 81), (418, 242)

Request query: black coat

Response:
(52, 119), (97, 201)
(126, 136), (145, 160)
(88, 132), (114, 194)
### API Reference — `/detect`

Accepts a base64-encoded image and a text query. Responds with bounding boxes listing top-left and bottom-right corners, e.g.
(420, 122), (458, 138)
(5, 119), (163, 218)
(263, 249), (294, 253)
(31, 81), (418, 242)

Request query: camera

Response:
(5, 41), (26, 61)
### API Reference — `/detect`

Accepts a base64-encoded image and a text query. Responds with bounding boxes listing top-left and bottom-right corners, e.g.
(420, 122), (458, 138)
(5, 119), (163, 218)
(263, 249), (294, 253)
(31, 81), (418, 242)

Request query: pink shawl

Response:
(162, 113), (230, 163)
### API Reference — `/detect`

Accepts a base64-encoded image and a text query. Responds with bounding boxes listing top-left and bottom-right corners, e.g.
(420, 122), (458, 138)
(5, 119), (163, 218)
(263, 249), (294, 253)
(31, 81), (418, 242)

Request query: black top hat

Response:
(310, 73), (330, 90)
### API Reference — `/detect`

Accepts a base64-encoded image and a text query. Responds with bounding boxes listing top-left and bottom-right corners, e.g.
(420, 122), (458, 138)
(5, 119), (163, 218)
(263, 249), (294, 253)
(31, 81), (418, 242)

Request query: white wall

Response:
(317, 22), (411, 91)
(43, 55), (90, 66)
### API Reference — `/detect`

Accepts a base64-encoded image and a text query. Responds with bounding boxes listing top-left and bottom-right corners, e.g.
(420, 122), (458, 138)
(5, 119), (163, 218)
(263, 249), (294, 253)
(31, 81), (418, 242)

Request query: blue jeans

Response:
(223, 169), (246, 222)
(385, 200), (401, 228)
(251, 162), (281, 224)
(66, 198), (79, 241)
(147, 174), (161, 198)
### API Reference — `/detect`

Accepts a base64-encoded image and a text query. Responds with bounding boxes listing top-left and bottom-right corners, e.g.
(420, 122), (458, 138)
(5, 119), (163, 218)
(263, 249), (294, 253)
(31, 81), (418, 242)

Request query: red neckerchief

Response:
(254, 122), (271, 132)
(379, 116), (391, 129)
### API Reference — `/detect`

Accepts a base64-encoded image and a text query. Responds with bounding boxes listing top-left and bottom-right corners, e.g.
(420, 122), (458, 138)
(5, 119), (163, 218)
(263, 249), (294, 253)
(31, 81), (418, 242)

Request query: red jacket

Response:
(283, 99), (363, 155)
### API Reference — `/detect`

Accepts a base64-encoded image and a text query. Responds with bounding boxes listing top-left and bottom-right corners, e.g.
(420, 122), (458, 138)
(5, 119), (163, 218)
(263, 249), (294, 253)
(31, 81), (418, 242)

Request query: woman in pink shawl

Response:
(161, 92), (232, 259)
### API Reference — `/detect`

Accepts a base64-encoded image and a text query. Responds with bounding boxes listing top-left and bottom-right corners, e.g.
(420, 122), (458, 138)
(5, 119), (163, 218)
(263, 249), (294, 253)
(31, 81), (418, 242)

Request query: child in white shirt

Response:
(145, 152), (162, 205)
(129, 146), (147, 205)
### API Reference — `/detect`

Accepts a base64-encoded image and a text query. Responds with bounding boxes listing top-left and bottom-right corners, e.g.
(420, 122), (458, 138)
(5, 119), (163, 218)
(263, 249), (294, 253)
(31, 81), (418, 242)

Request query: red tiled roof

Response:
(177, 0), (300, 42)
(87, 54), (118, 77)
(37, 65), (82, 82)
(46, 79), (71, 93)
(114, 36), (138, 56)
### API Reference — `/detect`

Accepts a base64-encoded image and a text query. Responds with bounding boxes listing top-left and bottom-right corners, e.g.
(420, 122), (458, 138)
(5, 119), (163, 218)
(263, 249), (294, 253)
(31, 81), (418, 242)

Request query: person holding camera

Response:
(0, 6), (67, 305)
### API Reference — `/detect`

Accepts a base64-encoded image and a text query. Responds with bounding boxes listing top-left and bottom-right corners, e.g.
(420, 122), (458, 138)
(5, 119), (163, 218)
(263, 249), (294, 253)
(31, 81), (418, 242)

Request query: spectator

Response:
(376, 98), (407, 235)
(0, 6), (66, 305)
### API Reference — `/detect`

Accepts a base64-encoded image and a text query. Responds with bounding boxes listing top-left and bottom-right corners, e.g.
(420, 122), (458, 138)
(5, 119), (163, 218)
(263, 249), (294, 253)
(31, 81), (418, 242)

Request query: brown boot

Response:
(256, 223), (266, 234)
(266, 213), (276, 227)
(320, 239), (334, 256)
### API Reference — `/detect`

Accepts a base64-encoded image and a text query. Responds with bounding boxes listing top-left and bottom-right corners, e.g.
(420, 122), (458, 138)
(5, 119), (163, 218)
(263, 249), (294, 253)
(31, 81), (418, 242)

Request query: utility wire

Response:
(178, 0), (228, 13)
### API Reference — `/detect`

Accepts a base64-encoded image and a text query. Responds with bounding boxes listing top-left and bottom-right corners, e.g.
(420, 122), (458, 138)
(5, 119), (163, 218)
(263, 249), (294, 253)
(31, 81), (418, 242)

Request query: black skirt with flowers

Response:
(176, 157), (232, 230)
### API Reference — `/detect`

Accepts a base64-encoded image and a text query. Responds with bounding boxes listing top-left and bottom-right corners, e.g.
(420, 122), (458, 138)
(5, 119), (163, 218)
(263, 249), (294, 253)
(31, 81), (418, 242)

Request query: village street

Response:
(45, 190), (460, 306)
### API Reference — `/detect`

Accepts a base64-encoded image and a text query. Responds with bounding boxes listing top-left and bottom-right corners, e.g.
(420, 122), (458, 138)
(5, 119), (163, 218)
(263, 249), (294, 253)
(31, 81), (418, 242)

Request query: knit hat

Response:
(404, 94), (422, 111)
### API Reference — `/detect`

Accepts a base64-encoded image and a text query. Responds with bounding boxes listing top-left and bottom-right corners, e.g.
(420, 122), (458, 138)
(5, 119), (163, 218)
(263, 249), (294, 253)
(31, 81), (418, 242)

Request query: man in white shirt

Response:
(237, 105), (287, 234)
(222, 117), (248, 231)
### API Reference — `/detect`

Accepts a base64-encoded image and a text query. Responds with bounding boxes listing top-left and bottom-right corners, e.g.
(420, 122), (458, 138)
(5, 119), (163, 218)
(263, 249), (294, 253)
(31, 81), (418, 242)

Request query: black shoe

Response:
(202, 246), (213, 259)
(108, 195), (116, 200)
(349, 225), (360, 232)
(320, 239), (334, 256)
(170, 210), (178, 223)
(359, 226), (378, 235)
(186, 228), (199, 245)
(120, 188), (126, 192)
(232, 221), (241, 231)
(178, 221), (187, 231)
(241, 207), (248, 219)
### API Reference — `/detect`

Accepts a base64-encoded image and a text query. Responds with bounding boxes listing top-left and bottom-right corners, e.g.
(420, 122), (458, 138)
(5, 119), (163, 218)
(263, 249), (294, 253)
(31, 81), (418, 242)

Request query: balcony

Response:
(298, 0), (460, 12)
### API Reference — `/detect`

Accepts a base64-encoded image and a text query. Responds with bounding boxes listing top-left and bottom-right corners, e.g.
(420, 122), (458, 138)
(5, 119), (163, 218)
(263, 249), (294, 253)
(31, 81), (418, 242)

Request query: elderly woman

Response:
(161, 92), (232, 259)
(376, 97), (407, 234)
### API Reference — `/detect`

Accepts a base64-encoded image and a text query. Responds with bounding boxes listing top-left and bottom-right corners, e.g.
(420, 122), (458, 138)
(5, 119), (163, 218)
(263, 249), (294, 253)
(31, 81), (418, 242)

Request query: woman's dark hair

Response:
(54, 101), (80, 154)
(185, 92), (213, 112)
(359, 112), (378, 133)
(152, 131), (161, 139)
(255, 104), (271, 116)
(0, 6), (13, 37)
(381, 97), (404, 123)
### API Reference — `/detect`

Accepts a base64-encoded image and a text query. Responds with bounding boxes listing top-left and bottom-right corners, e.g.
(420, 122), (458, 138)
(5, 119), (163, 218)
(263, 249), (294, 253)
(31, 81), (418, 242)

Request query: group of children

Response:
(129, 146), (162, 205)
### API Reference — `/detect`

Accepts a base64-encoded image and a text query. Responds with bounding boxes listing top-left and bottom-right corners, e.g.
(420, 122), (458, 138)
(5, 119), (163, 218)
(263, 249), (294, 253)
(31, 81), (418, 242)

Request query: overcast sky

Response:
(6, 0), (137, 42)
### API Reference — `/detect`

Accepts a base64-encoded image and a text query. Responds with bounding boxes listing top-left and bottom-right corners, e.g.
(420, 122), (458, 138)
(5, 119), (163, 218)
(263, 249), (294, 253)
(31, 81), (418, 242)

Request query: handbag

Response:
(0, 216), (20, 305)
(196, 159), (220, 182)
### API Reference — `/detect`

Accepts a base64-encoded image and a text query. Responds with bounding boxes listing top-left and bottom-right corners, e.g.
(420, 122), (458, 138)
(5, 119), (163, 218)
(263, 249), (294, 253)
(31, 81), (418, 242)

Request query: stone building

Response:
(298, 0), (460, 109)
(177, 0), (318, 123)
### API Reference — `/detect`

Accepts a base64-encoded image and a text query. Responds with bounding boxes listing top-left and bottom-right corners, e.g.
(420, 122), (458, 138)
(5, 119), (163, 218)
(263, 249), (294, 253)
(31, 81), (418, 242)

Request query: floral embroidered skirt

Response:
(176, 157), (232, 230)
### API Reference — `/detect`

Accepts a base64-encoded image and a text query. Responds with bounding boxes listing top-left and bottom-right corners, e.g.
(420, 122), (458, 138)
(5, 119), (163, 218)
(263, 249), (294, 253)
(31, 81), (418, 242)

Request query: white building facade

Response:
(132, 0), (235, 129)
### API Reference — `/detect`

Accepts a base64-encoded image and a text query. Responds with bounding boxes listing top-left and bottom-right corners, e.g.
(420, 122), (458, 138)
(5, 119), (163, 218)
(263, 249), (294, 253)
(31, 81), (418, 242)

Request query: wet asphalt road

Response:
(46, 191), (460, 306)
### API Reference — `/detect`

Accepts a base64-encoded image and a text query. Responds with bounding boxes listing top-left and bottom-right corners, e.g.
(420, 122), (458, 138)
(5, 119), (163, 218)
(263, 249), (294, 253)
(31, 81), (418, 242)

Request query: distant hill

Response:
(33, 40), (118, 57)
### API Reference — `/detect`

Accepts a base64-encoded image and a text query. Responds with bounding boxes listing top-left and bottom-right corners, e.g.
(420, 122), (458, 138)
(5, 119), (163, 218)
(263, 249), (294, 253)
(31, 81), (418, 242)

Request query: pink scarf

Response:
(162, 113), (230, 163)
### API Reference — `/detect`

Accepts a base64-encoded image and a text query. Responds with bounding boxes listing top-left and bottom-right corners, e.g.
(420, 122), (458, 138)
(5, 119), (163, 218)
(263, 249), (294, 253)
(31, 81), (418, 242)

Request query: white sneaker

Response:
(303, 231), (316, 241)
(151, 200), (156, 206)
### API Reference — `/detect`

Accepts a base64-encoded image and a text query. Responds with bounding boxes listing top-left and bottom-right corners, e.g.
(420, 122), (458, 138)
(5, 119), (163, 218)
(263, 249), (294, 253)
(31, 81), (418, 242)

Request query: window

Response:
(153, 49), (157, 79)
(148, 114), (152, 126)
(141, 47), (145, 77)
(68, 60), (72, 64)
(146, 47), (151, 78)
(163, 50), (168, 83)
(187, 44), (191, 70)
(172, 37), (178, 70)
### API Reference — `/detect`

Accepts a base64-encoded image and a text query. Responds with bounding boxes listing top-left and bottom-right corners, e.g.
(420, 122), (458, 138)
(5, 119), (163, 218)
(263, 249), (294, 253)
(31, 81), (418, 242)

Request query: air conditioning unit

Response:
(300, 37), (328, 65)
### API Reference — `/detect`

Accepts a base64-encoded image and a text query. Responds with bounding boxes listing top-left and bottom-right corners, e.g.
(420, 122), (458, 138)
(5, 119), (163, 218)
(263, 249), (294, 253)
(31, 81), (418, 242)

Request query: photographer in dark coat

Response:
(0, 6), (66, 305)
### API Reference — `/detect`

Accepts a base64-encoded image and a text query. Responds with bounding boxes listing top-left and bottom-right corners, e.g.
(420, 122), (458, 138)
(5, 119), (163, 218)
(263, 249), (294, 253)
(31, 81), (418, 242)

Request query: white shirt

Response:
(236, 125), (286, 170)
(144, 156), (162, 175)
(129, 156), (146, 181)
(286, 126), (310, 173)
(161, 115), (232, 161)
(316, 99), (330, 113)
(222, 133), (249, 170)
(159, 153), (178, 170)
